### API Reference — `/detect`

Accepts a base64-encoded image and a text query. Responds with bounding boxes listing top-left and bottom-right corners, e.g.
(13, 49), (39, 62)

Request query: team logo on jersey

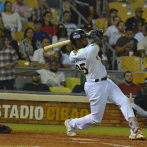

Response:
(73, 34), (80, 39)
(91, 44), (95, 46)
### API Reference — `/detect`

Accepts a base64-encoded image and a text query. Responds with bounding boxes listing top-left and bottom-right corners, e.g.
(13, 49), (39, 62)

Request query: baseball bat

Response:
(44, 40), (71, 52)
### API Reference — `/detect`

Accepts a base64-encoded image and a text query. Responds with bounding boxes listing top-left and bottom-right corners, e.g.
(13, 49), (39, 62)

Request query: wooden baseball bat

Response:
(44, 40), (71, 52)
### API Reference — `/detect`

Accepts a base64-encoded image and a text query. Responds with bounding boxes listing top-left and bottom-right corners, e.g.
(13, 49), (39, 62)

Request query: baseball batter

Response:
(64, 29), (145, 140)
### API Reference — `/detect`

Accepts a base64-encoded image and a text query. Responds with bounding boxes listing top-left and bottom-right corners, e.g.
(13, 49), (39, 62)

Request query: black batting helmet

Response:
(70, 29), (89, 45)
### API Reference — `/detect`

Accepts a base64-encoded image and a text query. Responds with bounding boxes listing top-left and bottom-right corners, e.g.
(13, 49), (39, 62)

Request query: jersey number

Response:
(76, 63), (88, 75)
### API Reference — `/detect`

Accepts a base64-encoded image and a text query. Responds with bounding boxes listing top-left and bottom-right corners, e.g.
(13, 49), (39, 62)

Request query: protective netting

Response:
(0, 0), (146, 95)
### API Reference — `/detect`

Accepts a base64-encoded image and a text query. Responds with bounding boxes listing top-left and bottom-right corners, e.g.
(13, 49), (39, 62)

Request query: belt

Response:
(95, 77), (107, 82)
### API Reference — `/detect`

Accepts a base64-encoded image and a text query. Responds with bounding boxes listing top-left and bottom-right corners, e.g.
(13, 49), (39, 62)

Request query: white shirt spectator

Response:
(61, 52), (75, 69)
(134, 32), (144, 42)
(63, 23), (77, 36)
(137, 36), (147, 55)
(1, 12), (22, 32)
(52, 36), (69, 52)
(104, 25), (118, 39)
(33, 48), (52, 65)
(36, 69), (66, 87)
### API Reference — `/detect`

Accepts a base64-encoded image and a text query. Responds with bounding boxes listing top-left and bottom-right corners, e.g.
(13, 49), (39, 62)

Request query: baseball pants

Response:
(131, 103), (147, 118)
(70, 78), (135, 130)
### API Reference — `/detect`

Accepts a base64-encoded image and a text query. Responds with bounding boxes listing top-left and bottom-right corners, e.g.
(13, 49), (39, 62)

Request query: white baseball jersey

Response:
(69, 43), (107, 79)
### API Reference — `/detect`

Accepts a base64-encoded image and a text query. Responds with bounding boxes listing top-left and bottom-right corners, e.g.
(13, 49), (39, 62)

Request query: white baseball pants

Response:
(70, 78), (135, 130)
(131, 103), (147, 118)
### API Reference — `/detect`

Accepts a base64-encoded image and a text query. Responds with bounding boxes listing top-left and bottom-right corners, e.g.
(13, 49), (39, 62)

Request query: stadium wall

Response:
(0, 93), (146, 128)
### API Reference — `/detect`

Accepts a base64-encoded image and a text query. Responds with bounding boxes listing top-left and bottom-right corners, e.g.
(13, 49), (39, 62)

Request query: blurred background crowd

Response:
(1, 0), (147, 96)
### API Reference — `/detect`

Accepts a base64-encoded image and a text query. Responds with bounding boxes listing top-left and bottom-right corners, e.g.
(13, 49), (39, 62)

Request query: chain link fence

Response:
(0, 0), (147, 95)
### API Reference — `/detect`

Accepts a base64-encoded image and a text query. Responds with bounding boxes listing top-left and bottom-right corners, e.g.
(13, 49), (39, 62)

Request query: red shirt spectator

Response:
(41, 11), (57, 36)
(41, 25), (57, 36)
(118, 71), (141, 95)
(118, 83), (140, 95)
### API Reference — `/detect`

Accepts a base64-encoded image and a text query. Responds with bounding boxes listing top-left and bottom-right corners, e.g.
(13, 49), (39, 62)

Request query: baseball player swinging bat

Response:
(43, 30), (103, 52)
(44, 40), (71, 52)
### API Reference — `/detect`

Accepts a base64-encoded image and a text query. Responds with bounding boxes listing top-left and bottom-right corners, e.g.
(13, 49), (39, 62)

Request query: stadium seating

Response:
(118, 11), (133, 22)
(12, 32), (24, 43)
(66, 77), (80, 90)
(22, 23), (34, 31)
(132, 73), (147, 86)
(117, 56), (143, 72)
(17, 60), (31, 67)
(24, 0), (38, 9)
(109, 2), (128, 11)
(96, 18), (106, 30)
(3, 0), (16, 4)
(49, 87), (71, 93)
(130, 3), (144, 13)
(50, 8), (57, 23)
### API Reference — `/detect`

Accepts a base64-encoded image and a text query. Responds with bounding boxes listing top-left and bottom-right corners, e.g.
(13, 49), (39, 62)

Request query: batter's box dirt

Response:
(0, 131), (146, 147)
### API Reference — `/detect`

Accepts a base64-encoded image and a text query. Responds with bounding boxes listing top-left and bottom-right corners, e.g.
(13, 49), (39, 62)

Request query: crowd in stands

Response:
(0, 0), (147, 95)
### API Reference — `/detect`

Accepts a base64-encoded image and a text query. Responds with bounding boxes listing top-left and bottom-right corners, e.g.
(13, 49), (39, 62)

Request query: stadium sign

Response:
(0, 105), (89, 121)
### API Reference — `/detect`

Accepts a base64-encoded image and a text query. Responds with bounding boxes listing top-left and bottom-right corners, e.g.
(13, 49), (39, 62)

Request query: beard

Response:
(125, 80), (132, 85)
(50, 69), (57, 73)
(32, 80), (40, 84)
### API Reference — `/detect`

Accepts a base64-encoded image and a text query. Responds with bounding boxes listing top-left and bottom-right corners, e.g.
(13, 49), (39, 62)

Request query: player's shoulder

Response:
(88, 43), (100, 51)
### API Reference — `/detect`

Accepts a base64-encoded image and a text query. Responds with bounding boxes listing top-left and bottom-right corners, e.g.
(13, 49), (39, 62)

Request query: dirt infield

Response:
(0, 131), (147, 147)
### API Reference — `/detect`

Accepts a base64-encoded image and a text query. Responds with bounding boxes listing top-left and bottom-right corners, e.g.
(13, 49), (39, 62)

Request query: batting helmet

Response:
(70, 29), (89, 45)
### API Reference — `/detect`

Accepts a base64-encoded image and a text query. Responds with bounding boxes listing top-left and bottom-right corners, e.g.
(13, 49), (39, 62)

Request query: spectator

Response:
(12, 0), (31, 24)
(60, 43), (75, 69)
(41, 61), (66, 87)
(134, 22), (147, 42)
(103, 8), (118, 33)
(31, 0), (52, 21)
(17, 61), (66, 87)
(41, 11), (57, 40)
(1, 1), (22, 32)
(103, 16), (120, 41)
(70, 0), (95, 24)
(126, 7), (145, 29)
(62, 11), (77, 36)
(0, 1), (4, 13)
(131, 77), (147, 118)
(118, 71), (141, 96)
(115, 27), (138, 57)
(133, 20), (142, 35)
(52, 24), (68, 51)
(93, 0), (109, 18)
(72, 73), (86, 93)
(1, 29), (21, 59)
(137, 26), (147, 57)
(33, 37), (51, 68)
(50, 51), (64, 68)
(109, 21), (125, 46)
(0, 37), (18, 90)
(33, 18), (49, 41)
(22, 72), (50, 92)
(20, 27), (41, 61)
